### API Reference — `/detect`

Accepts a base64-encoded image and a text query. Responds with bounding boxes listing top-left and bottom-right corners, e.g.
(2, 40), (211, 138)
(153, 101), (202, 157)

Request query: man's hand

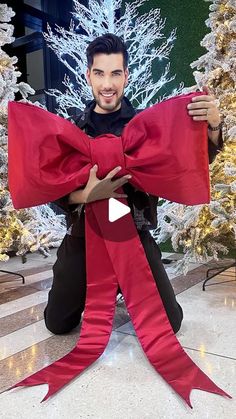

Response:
(69, 165), (132, 204)
(187, 86), (222, 146)
(187, 86), (221, 126)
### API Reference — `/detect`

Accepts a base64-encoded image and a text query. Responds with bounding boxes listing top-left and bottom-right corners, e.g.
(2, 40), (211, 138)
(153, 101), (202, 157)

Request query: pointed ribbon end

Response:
(8, 374), (71, 403)
(177, 384), (231, 410)
(170, 368), (231, 409)
(185, 396), (193, 409)
(40, 383), (65, 402)
(193, 370), (232, 401)
(5, 378), (39, 392)
(5, 376), (49, 397)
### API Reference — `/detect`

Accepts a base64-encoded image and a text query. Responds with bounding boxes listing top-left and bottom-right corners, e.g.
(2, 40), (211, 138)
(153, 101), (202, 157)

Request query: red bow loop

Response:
(8, 93), (210, 209)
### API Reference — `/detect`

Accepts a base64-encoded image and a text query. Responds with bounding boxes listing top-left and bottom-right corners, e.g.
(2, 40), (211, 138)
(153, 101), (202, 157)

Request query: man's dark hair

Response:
(86, 33), (129, 69)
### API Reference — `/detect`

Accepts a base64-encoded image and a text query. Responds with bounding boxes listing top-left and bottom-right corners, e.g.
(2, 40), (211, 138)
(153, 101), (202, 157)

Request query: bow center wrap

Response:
(89, 134), (127, 178)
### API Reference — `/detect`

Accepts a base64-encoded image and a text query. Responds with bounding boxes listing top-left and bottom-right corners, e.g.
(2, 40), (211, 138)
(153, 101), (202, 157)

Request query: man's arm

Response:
(208, 127), (222, 147)
(208, 124), (224, 164)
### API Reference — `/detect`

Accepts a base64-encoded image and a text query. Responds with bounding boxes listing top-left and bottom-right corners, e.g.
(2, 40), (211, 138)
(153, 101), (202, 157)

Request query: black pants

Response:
(44, 231), (183, 334)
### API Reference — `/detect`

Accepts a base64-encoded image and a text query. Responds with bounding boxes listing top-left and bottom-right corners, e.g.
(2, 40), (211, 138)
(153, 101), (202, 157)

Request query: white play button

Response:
(108, 198), (130, 222)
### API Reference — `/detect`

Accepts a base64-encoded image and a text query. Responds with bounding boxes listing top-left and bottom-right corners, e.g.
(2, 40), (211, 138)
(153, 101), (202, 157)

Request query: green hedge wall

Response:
(124, 0), (211, 95)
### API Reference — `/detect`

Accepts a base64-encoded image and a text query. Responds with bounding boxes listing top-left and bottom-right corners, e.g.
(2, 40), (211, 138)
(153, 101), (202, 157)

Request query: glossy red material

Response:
(7, 94), (231, 407)
(8, 93), (210, 209)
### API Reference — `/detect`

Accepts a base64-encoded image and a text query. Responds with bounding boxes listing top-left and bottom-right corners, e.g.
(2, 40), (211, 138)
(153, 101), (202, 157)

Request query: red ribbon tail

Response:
(96, 209), (231, 409)
(7, 368), (73, 402)
(170, 368), (232, 408)
(5, 202), (119, 403)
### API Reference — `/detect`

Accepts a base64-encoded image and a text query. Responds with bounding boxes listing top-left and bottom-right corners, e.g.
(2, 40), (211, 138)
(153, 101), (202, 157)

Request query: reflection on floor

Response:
(0, 248), (235, 419)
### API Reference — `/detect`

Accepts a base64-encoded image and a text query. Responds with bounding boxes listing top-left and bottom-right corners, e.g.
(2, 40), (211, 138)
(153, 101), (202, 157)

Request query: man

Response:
(44, 33), (223, 335)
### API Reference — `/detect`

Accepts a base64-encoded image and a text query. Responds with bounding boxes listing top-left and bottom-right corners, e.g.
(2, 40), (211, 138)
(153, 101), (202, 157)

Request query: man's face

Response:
(86, 53), (128, 114)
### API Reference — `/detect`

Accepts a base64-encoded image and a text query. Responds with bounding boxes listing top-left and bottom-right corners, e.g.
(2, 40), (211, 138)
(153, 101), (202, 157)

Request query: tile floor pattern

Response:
(0, 248), (235, 419)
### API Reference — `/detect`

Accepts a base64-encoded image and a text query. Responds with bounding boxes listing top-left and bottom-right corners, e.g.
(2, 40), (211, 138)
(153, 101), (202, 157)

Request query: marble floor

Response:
(0, 247), (235, 419)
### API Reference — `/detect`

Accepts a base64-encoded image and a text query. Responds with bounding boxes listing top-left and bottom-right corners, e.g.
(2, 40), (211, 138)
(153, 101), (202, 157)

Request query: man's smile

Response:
(100, 92), (116, 99)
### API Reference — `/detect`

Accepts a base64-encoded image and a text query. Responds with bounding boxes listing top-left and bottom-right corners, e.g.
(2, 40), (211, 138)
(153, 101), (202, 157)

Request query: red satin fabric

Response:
(8, 93), (210, 209)
(7, 94), (231, 407)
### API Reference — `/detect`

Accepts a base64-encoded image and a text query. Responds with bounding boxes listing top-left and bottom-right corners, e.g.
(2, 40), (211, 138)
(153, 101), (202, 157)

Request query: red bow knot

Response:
(89, 134), (126, 178)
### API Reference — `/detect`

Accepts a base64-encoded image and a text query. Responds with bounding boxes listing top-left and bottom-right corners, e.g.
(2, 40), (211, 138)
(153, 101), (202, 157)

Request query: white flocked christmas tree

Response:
(153, 0), (236, 273)
(0, 4), (66, 262)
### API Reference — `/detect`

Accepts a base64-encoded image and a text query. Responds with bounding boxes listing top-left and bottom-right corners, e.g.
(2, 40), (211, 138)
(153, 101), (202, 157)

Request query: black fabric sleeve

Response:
(52, 194), (81, 214)
(208, 129), (224, 164)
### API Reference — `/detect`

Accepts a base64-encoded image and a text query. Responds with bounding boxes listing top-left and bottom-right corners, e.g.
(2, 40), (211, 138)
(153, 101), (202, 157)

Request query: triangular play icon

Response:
(108, 198), (130, 222)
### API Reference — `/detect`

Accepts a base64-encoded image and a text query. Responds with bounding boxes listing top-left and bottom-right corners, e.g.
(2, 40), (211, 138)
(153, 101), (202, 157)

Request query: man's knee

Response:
(44, 307), (82, 335)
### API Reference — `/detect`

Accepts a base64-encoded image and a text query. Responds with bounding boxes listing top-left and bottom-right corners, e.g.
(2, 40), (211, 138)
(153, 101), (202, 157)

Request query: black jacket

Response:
(53, 96), (223, 237)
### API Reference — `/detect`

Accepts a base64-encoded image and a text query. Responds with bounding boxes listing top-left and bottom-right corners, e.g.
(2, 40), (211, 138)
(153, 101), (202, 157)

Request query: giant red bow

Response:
(7, 93), (230, 407)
